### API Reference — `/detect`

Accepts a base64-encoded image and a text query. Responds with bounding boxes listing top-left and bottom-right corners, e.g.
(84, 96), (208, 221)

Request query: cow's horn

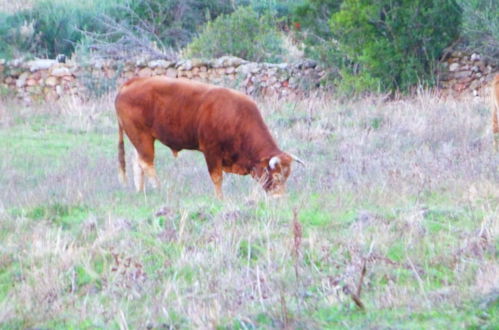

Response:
(269, 156), (280, 169)
(290, 153), (305, 166)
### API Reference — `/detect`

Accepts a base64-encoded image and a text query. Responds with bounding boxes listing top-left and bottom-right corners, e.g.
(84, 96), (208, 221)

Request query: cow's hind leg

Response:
(132, 148), (145, 191)
(131, 135), (160, 192)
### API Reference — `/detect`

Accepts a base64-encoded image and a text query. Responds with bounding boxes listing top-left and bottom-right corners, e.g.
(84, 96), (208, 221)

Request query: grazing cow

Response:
(115, 76), (303, 198)
(492, 74), (499, 151)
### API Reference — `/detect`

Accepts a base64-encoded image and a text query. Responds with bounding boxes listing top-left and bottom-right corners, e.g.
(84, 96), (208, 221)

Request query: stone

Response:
(153, 67), (166, 75)
(236, 63), (260, 75)
(296, 59), (317, 69)
(268, 75), (278, 84)
(178, 60), (192, 71)
(454, 70), (472, 79)
(166, 68), (177, 78)
(51, 66), (72, 77)
(45, 76), (58, 86)
(16, 72), (29, 88)
(135, 58), (147, 67)
(148, 59), (171, 68)
(449, 62), (460, 72)
(470, 53), (481, 61)
(30, 71), (42, 80)
(26, 78), (37, 86)
(138, 67), (153, 77)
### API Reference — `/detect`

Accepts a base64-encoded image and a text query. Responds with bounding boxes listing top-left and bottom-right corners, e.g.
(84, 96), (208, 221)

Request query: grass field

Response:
(0, 92), (497, 329)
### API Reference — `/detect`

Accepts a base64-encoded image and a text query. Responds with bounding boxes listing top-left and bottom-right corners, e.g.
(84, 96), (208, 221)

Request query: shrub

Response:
(116, 0), (235, 50)
(293, 0), (462, 94)
(329, 0), (462, 94)
(457, 0), (499, 66)
(184, 6), (284, 62)
(0, 0), (119, 59)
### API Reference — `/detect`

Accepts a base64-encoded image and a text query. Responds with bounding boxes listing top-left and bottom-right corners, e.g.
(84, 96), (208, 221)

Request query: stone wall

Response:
(438, 51), (496, 96)
(0, 53), (496, 102)
(0, 56), (325, 103)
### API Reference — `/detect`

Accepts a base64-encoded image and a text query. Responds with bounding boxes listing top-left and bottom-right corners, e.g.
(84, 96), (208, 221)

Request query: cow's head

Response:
(252, 152), (304, 196)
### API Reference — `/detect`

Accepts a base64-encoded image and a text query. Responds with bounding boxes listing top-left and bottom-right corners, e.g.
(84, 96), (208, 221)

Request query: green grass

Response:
(0, 95), (497, 328)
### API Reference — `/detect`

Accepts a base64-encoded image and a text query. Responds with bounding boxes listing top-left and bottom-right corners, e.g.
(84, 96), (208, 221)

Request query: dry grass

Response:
(0, 0), (35, 13)
(0, 91), (497, 328)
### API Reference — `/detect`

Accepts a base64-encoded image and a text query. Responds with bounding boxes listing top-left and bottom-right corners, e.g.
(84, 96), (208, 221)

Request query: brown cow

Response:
(115, 76), (303, 198)
(491, 74), (499, 151)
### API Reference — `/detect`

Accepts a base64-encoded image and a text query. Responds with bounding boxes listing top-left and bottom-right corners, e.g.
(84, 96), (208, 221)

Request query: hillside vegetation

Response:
(0, 93), (497, 328)
(1, 0), (498, 94)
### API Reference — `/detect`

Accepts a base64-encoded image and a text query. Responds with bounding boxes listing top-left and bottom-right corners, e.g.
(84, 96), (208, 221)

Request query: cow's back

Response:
(115, 77), (214, 151)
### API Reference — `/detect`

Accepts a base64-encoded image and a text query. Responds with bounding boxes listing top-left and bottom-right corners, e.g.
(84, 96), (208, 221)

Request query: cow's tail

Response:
(118, 122), (127, 185)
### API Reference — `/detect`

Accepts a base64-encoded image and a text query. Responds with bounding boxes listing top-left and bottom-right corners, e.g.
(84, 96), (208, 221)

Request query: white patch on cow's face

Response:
(262, 153), (293, 195)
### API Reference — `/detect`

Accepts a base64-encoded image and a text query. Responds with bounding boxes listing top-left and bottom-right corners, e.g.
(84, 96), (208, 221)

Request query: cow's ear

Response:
(269, 156), (280, 169)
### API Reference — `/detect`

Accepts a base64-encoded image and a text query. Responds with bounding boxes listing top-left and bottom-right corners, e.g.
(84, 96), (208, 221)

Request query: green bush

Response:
(457, 0), (499, 66)
(0, 0), (119, 59)
(293, 0), (462, 94)
(330, 0), (462, 94)
(184, 6), (284, 62)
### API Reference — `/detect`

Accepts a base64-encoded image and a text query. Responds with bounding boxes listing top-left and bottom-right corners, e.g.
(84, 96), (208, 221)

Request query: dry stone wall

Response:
(0, 53), (496, 102)
(0, 56), (325, 103)
(438, 51), (497, 96)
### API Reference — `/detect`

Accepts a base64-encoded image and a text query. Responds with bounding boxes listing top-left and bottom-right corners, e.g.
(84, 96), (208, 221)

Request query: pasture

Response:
(0, 92), (497, 328)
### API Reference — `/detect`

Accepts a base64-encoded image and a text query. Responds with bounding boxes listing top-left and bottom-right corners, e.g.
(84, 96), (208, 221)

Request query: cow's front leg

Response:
(204, 154), (223, 199)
